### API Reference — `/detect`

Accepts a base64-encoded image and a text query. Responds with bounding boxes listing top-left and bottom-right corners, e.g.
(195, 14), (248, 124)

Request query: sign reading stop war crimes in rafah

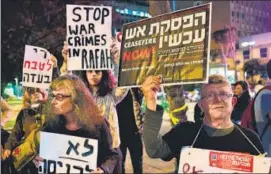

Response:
(118, 3), (212, 87)
(39, 132), (98, 174)
(66, 5), (113, 71)
(22, 45), (53, 89)
(178, 148), (271, 173)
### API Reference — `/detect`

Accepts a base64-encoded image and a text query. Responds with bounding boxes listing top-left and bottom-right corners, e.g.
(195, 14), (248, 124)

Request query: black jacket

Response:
(232, 91), (251, 121)
(4, 107), (42, 150)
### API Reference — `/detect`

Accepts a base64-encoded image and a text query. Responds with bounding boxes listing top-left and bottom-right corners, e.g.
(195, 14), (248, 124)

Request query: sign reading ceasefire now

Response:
(118, 3), (212, 87)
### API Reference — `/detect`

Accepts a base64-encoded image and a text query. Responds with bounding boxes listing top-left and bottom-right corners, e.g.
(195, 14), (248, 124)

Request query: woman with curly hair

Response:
(81, 69), (126, 146)
(61, 39), (127, 173)
(81, 70), (127, 172)
(33, 74), (120, 173)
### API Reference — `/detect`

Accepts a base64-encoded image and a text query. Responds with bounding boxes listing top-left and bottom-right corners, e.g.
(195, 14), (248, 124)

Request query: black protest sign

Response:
(66, 5), (113, 70)
(118, 3), (212, 87)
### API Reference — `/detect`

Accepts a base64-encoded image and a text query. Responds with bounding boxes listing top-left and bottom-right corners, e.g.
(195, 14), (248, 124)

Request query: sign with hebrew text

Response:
(22, 45), (53, 89)
(39, 132), (98, 174)
(118, 3), (212, 87)
(178, 147), (271, 173)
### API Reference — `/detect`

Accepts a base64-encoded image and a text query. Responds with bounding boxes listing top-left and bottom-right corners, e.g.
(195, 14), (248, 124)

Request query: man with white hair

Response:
(141, 74), (264, 164)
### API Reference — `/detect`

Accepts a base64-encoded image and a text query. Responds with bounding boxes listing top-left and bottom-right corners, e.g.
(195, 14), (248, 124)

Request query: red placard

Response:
(209, 151), (253, 172)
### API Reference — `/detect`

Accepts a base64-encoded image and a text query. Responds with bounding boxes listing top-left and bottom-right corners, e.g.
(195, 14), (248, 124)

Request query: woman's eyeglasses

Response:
(49, 94), (71, 101)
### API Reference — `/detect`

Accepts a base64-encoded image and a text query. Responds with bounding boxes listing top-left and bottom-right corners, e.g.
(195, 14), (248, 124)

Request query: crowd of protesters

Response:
(1, 35), (271, 174)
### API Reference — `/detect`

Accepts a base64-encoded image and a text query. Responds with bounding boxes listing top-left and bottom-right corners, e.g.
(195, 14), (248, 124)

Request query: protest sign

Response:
(178, 147), (271, 173)
(39, 132), (98, 174)
(22, 45), (53, 89)
(118, 3), (212, 87)
(66, 5), (113, 70)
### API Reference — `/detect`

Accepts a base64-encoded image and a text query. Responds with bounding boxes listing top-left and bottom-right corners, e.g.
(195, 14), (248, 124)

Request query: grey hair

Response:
(200, 75), (231, 97)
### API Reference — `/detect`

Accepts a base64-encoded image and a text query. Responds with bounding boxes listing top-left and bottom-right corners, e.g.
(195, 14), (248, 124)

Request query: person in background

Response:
(2, 88), (46, 159)
(1, 54), (58, 174)
(253, 59), (271, 157)
(254, 80), (264, 95)
(60, 41), (69, 76)
(194, 102), (204, 123)
(112, 33), (144, 173)
(231, 81), (251, 124)
(2, 87), (47, 174)
(1, 96), (13, 127)
(2, 54), (59, 160)
(1, 96), (13, 173)
(116, 88), (144, 174)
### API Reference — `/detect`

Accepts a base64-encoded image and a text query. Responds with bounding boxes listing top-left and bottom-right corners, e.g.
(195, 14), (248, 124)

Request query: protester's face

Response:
(86, 70), (102, 86)
(234, 84), (244, 97)
(50, 87), (73, 116)
(27, 88), (46, 104)
(198, 84), (236, 121)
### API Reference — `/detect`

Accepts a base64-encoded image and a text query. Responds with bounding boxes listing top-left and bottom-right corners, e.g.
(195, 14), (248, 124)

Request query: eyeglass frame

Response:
(49, 93), (71, 101)
(200, 92), (233, 101)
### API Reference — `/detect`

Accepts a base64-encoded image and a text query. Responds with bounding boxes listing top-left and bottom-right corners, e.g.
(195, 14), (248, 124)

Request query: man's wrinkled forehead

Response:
(201, 83), (232, 95)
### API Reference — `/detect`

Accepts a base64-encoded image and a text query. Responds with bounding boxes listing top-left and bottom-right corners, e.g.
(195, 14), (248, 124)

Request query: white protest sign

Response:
(39, 132), (98, 174)
(66, 5), (113, 70)
(178, 147), (271, 173)
(22, 45), (53, 89)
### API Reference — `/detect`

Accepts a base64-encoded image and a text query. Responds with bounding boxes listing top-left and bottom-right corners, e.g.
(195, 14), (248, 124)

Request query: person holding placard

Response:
(2, 53), (60, 161)
(2, 87), (47, 174)
(141, 74), (265, 172)
(32, 74), (120, 173)
(61, 39), (127, 173)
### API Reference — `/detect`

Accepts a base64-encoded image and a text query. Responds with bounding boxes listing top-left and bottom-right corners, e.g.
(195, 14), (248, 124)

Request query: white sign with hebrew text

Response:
(39, 132), (98, 174)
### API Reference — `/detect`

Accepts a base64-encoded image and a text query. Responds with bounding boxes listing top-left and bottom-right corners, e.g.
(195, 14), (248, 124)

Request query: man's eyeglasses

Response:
(201, 92), (233, 101)
(49, 94), (71, 101)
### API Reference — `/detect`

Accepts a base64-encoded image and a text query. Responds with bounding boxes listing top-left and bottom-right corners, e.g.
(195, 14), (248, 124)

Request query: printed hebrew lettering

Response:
(44, 75), (50, 83)
(31, 61), (38, 70)
(66, 140), (80, 155)
(73, 166), (84, 174)
(82, 139), (94, 157)
(39, 62), (45, 71)
(23, 73), (29, 82)
(24, 60), (31, 69)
